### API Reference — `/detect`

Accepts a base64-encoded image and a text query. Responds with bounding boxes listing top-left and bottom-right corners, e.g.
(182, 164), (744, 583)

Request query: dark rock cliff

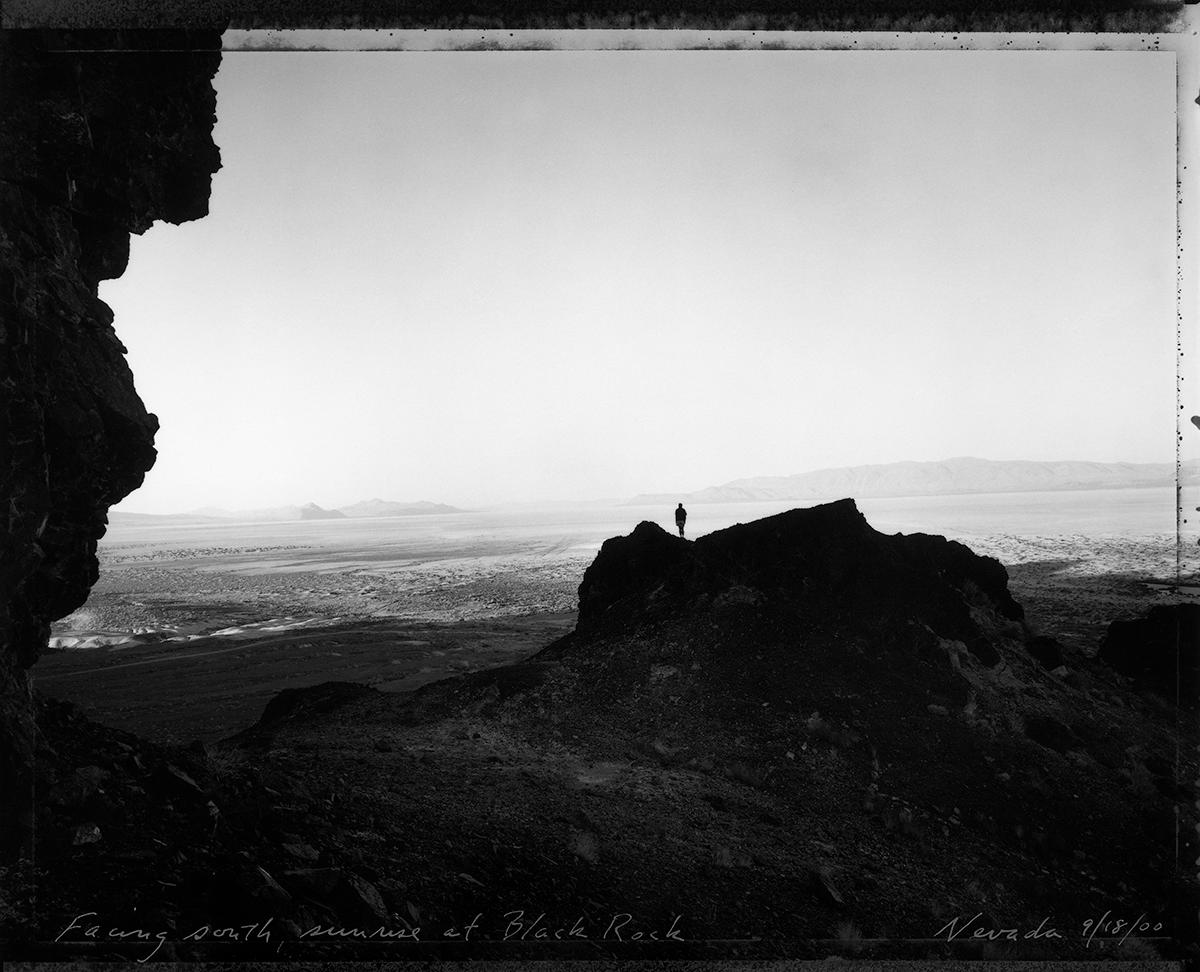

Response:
(527, 499), (1041, 744)
(0, 30), (222, 856)
(17, 502), (1196, 957)
(1100, 603), (1200, 707)
(378, 501), (1194, 953)
(574, 499), (1025, 665)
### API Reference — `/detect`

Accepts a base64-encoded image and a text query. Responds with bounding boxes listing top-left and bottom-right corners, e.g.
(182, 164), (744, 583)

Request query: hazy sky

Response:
(104, 50), (1177, 513)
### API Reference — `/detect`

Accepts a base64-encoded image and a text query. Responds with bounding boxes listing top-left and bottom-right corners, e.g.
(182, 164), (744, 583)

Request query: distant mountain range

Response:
(338, 499), (463, 518)
(184, 502), (348, 522)
(110, 499), (466, 524)
(105, 459), (1199, 524)
(627, 457), (1200, 506)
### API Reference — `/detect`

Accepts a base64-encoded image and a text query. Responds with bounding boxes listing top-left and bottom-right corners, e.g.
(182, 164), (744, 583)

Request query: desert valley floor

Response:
(37, 491), (1194, 744)
(12, 489), (1199, 962)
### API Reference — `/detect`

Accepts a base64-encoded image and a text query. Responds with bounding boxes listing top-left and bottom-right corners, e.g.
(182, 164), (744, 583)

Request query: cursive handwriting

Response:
(299, 923), (424, 941)
(502, 911), (684, 942)
(936, 911), (1165, 948)
(935, 913), (1064, 943)
(1082, 911), (1164, 948)
(54, 910), (684, 956)
(55, 912), (273, 963)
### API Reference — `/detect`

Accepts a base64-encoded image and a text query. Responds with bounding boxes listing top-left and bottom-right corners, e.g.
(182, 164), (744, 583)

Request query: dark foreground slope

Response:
(10, 501), (1197, 962)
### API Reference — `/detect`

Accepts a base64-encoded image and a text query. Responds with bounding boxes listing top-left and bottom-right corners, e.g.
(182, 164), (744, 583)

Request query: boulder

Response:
(1099, 604), (1200, 707)
(72, 823), (102, 846)
(1026, 635), (1065, 670)
(1024, 714), (1080, 754)
(282, 842), (321, 862)
(149, 763), (206, 802)
(237, 682), (377, 745)
(280, 867), (389, 925)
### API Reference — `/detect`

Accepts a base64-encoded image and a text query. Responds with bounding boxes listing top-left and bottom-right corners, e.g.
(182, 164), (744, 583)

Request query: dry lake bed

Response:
(36, 489), (1195, 744)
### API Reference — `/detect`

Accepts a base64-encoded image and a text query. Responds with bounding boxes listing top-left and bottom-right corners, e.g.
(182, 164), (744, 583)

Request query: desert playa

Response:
(21, 491), (1199, 962)
(35, 486), (1192, 744)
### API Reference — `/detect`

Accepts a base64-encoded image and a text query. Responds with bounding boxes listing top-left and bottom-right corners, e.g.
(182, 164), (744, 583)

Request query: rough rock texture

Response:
(1099, 603), (1200, 707)
(16, 505), (1198, 959)
(526, 502), (1046, 748)
(8, 696), (397, 958)
(0, 30), (222, 857)
(575, 499), (1025, 666)
(350, 501), (1196, 956)
(1025, 634), (1066, 671)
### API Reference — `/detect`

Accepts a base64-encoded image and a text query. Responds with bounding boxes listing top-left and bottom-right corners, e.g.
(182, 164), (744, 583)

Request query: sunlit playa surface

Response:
(52, 488), (1194, 654)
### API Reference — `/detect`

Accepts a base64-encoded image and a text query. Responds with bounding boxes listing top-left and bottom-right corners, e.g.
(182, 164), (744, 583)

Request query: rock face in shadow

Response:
(575, 499), (1024, 667)
(521, 501), (1045, 751)
(1026, 634), (1066, 671)
(0, 30), (222, 857)
(237, 682), (377, 747)
(1099, 603), (1200, 707)
(19, 505), (1199, 959)
(324, 501), (1194, 955)
(516, 502), (1072, 778)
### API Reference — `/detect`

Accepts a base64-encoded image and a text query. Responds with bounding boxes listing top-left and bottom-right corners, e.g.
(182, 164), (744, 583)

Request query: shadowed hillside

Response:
(10, 500), (1196, 962)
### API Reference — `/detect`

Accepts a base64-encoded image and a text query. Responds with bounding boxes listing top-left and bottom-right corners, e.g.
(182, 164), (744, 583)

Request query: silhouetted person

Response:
(675, 502), (687, 538)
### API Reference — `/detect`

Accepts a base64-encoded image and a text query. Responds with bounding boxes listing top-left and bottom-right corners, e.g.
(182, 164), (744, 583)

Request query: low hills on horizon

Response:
(33, 499), (1196, 956)
(628, 456), (1200, 506)
(107, 456), (1198, 524)
(109, 498), (465, 525)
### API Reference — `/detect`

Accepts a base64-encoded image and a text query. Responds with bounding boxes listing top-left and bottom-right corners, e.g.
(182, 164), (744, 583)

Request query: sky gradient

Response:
(103, 50), (1177, 512)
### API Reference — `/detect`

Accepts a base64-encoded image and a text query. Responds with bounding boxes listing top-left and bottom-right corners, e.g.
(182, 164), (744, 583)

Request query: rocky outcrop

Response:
(23, 502), (1193, 958)
(16, 696), (394, 956)
(236, 682), (376, 747)
(374, 501), (1196, 954)
(516, 500), (1057, 762)
(574, 499), (1024, 666)
(1025, 634), (1066, 670)
(0, 30), (222, 857)
(1099, 603), (1200, 707)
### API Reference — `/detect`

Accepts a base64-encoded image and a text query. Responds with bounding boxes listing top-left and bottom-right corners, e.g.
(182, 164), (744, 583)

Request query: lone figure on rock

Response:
(675, 502), (687, 538)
